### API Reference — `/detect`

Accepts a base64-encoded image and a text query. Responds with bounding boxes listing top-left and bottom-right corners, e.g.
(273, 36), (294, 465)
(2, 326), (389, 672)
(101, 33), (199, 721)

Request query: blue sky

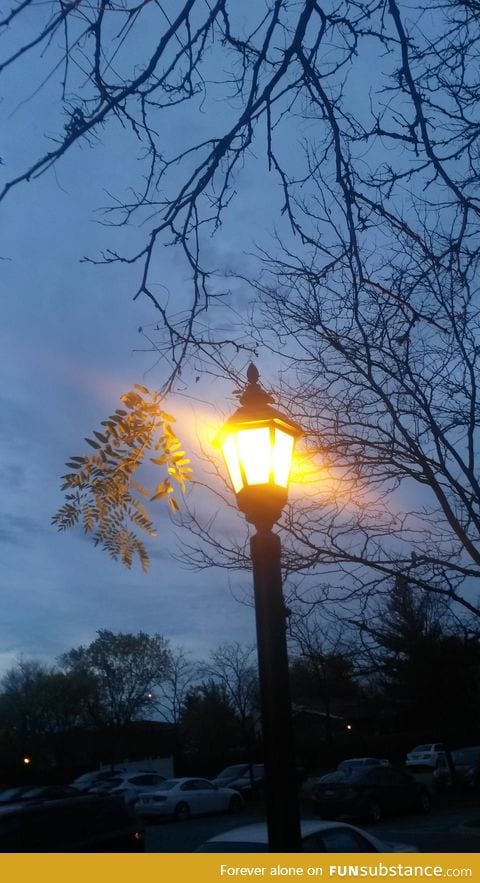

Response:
(0, 2), (394, 675)
(1, 186), (260, 674)
(0, 70), (276, 677)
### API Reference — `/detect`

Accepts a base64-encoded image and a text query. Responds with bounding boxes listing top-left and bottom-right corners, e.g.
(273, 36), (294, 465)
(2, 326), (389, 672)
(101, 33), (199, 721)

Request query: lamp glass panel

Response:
(273, 428), (295, 487)
(222, 435), (244, 493)
(237, 427), (271, 485)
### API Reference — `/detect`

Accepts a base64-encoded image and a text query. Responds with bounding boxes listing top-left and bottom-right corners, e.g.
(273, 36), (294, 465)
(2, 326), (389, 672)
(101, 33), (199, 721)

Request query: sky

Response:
(0, 159), (266, 676)
(2, 2), (468, 682)
(0, 15), (285, 679)
(0, 192), (261, 678)
(0, 1), (400, 678)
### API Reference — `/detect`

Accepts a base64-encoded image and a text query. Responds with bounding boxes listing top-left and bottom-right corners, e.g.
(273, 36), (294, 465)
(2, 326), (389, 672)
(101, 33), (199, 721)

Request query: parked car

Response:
(0, 787), (38, 804)
(406, 743), (446, 769)
(196, 819), (417, 852)
(0, 793), (143, 852)
(434, 746), (480, 791)
(89, 771), (166, 805)
(211, 763), (265, 796)
(337, 758), (389, 772)
(0, 785), (80, 805)
(134, 777), (244, 821)
(72, 770), (121, 791)
(311, 765), (431, 823)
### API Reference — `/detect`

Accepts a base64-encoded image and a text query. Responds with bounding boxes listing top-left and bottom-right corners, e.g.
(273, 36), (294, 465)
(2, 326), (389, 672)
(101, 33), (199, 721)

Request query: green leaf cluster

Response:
(52, 385), (192, 571)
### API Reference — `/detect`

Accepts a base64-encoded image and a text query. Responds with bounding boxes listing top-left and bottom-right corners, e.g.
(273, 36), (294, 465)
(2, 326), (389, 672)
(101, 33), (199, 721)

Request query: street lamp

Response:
(216, 363), (302, 852)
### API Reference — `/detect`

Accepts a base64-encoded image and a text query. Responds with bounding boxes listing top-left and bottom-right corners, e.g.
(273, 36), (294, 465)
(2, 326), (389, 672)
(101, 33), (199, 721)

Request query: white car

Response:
(72, 770), (122, 791)
(134, 777), (244, 821)
(337, 758), (389, 772)
(406, 743), (446, 769)
(89, 771), (166, 805)
(196, 819), (417, 852)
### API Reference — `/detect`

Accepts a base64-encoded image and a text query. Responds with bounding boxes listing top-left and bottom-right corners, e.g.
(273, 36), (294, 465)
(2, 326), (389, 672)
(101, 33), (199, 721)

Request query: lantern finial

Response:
(240, 363), (274, 410)
(247, 363), (260, 385)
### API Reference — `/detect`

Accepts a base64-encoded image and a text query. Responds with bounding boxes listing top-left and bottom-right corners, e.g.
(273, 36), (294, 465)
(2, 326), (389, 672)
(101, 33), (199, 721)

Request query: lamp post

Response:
(216, 364), (302, 852)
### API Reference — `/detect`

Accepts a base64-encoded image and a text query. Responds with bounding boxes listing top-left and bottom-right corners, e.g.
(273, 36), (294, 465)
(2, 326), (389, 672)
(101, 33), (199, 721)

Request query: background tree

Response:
(60, 629), (170, 765)
(179, 679), (243, 775)
(201, 642), (258, 768)
(356, 578), (480, 734)
(288, 612), (360, 752)
(0, 660), (96, 773)
(153, 645), (198, 755)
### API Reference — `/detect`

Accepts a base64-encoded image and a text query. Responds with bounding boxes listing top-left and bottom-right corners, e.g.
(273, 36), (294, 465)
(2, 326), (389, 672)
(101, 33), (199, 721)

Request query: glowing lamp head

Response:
(216, 364), (302, 528)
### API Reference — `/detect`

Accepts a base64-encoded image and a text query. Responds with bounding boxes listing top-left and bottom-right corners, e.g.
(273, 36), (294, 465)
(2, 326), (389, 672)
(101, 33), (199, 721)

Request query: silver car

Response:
(134, 777), (243, 821)
(406, 743), (446, 770)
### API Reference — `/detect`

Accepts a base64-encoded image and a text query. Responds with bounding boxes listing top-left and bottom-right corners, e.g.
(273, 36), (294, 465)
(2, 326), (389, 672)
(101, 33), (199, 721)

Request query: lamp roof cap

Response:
(223, 363), (302, 435)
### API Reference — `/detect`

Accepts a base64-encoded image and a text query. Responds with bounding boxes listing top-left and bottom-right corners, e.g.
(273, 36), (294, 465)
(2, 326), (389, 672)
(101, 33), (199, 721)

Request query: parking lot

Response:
(144, 793), (480, 853)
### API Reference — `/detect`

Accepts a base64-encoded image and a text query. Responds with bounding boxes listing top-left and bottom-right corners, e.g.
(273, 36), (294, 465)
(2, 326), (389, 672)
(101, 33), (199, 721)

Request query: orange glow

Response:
(22, 757), (31, 765)
(288, 451), (329, 487)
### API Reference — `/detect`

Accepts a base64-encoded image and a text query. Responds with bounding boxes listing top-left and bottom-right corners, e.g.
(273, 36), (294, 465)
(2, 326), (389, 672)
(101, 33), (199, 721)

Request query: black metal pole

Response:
(250, 527), (301, 852)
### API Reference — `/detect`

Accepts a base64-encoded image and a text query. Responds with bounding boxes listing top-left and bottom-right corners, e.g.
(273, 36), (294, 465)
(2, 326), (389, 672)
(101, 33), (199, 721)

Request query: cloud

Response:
(0, 513), (45, 546)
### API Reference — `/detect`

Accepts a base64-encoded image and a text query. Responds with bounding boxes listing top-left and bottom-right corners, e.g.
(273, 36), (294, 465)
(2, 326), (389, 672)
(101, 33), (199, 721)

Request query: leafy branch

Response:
(52, 385), (192, 572)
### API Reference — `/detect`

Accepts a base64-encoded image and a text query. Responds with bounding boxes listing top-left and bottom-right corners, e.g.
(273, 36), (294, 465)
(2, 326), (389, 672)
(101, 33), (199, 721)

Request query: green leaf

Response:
(85, 438), (100, 449)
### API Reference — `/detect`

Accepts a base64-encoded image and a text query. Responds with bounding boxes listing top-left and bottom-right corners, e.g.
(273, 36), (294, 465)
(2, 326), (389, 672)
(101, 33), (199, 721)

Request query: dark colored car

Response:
(0, 787), (37, 805)
(451, 746), (480, 789)
(212, 764), (265, 797)
(312, 765), (431, 823)
(0, 793), (144, 852)
(8, 785), (81, 803)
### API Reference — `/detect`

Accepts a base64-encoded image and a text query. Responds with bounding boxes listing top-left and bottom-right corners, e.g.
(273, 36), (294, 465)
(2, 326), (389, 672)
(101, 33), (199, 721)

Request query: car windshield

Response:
(0, 788), (25, 803)
(154, 779), (181, 791)
(412, 745), (433, 752)
(339, 759), (376, 769)
(319, 770), (367, 784)
(100, 778), (123, 788)
(216, 766), (247, 778)
(452, 748), (480, 765)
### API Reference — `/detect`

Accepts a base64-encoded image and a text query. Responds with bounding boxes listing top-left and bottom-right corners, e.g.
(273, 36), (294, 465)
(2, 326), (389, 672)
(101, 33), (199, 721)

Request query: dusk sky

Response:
(0, 24), (285, 677)
(0, 5), (415, 677)
(1, 169), (267, 676)
(2, 1), (475, 682)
